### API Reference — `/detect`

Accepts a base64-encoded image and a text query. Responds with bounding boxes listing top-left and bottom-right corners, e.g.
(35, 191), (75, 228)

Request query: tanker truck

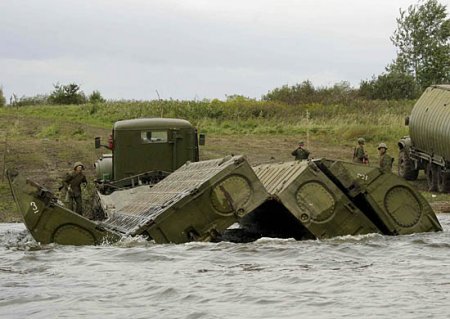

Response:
(398, 85), (450, 192)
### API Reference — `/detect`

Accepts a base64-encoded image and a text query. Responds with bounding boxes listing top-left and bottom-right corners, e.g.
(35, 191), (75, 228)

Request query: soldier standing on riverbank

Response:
(291, 141), (310, 160)
(353, 137), (369, 164)
(378, 143), (393, 173)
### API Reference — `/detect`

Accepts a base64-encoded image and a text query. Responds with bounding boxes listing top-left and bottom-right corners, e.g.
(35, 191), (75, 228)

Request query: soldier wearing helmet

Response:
(353, 137), (369, 164)
(291, 141), (310, 161)
(378, 143), (393, 173)
(62, 161), (88, 215)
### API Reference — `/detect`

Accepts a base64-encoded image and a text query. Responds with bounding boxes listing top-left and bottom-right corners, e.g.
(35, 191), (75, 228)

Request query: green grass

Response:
(0, 98), (414, 146)
(37, 124), (60, 138)
(0, 182), (20, 222)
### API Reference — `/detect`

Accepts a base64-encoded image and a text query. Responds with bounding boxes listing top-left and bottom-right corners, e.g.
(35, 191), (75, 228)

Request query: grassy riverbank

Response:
(1, 99), (449, 222)
(3, 98), (413, 141)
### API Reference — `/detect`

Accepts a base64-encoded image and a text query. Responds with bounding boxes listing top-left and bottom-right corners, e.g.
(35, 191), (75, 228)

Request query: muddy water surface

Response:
(1, 215), (450, 319)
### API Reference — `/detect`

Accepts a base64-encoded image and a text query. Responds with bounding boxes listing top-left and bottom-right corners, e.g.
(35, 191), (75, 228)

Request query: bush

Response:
(13, 94), (49, 106)
(359, 72), (421, 100)
(48, 83), (87, 105)
(262, 80), (358, 105)
(0, 87), (6, 107)
(262, 80), (316, 104)
(88, 90), (106, 103)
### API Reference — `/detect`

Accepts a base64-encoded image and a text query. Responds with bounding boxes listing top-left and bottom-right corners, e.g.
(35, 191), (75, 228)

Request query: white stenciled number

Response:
(30, 202), (39, 214)
(356, 173), (369, 181)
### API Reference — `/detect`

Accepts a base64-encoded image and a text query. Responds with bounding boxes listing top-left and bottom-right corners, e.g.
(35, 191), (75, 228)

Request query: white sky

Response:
(1, 0), (449, 100)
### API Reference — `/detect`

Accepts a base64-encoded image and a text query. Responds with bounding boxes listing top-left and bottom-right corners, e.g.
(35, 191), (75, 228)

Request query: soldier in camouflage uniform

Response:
(291, 141), (310, 160)
(378, 143), (393, 173)
(353, 137), (369, 164)
(62, 161), (88, 215)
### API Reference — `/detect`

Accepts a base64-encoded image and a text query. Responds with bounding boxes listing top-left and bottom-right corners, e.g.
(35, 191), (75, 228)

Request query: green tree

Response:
(88, 90), (106, 103)
(48, 83), (87, 105)
(0, 86), (6, 107)
(359, 72), (421, 100)
(390, 0), (450, 89)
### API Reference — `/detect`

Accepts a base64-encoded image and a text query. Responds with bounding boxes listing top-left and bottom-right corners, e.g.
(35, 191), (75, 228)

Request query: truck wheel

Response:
(437, 166), (450, 193)
(426, 163), (438, 192)
(398, 150), (418, 180)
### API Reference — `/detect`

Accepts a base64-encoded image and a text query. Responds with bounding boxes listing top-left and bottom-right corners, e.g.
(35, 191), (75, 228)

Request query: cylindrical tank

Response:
(94, 154), (113, 181)
(409, 85), (450, 161)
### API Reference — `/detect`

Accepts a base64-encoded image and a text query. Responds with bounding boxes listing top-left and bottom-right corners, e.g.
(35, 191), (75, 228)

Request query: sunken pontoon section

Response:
(252, 160), (381, 239)
(316, 159), (443, 235)
(7, 171), (121, 245)
(7, 155), (442, 246)
(98, 155), (269, 243)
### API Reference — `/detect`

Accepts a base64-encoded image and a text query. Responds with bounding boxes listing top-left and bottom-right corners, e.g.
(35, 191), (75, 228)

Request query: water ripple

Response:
(1, 216), (450, 318)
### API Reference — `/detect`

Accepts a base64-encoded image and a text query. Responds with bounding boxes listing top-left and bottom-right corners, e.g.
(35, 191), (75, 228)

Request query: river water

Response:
(1, 215), (450, 319)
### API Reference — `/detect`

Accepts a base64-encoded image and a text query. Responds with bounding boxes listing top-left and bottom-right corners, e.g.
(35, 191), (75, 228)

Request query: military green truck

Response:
(7, 117), (443, 246)
(94, 118), (204, 193)
(398, 85), (450, 192)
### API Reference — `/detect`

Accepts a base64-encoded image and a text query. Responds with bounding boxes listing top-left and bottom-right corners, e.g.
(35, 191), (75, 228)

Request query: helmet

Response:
(298, 141), (304, 145)
(377, 143), (387, 150)
(73, 161), (85, 170)
(357, 137), (365, 144)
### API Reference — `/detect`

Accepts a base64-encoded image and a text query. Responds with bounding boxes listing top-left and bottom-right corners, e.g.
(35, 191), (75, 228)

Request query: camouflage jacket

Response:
(63, 171), (87, 197)
(353, 146), (368, 163)
(291, 147), (310, 160)
(379, 154), (393, 173)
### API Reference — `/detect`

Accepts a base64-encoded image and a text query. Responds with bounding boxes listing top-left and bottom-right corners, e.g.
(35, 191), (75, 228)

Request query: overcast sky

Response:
(1, 0), (449, 101)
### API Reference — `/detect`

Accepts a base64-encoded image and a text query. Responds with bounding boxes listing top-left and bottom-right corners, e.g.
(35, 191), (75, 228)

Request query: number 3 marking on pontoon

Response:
(30, 202), (39, 214)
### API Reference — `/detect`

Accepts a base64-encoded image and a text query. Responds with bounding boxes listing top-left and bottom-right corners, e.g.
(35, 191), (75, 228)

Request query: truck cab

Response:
(95, 118), (203, 184)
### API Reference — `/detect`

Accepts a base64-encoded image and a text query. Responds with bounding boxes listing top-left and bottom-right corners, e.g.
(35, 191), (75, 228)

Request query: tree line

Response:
(1, 83), (105, 107)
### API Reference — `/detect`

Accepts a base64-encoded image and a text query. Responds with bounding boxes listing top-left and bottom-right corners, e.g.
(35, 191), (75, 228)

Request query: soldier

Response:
(353, 137), (369, 164)
(62, 161), (87, 215)
(291, 141), (310, 160)
(378, 143), (393, 173)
